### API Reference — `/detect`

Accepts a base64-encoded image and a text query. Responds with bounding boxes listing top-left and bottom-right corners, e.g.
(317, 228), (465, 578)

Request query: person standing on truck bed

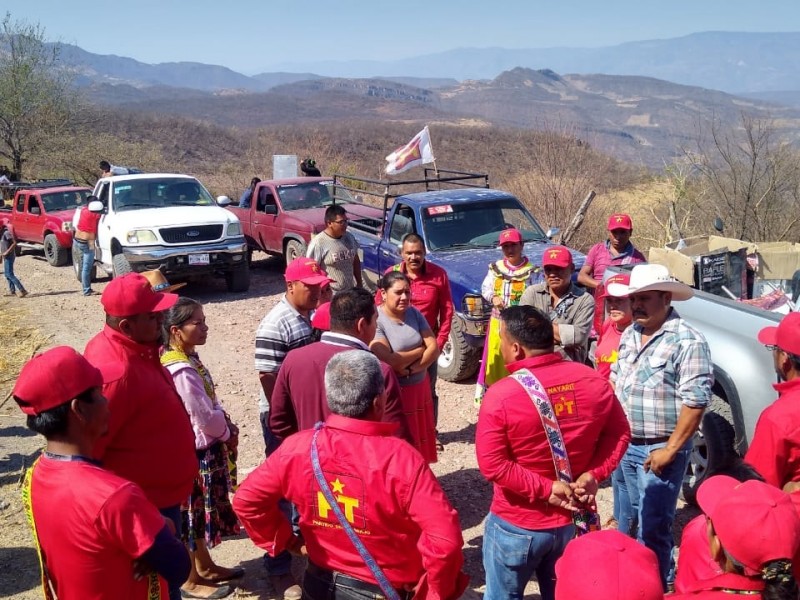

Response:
(306, 205), (362, 293)
(1, 223), (28, 297)
(382, 233), (454, 448)
(72, 196), (104, 296)
(607, 263), (713, 591)
(520, 245), (595, 365)
(474, 227), (540, 406)
(238, 177), (261, 209)
(745, 312), (800, 492)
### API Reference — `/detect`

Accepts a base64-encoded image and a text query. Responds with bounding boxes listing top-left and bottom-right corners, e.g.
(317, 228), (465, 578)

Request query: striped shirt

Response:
(306, 230), (359, 292)
(254, 295), (313, 412)
(610, 308), (713, 438)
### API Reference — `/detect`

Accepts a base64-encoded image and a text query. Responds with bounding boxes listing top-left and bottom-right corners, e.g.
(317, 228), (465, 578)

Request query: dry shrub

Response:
(0, 300), (51, 401)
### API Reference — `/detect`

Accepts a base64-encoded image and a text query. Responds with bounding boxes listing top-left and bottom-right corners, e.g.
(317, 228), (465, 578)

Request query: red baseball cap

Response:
(101, 273), (179, 317)
(555, 530), (662, 600)
(13, 346), (123, 416)
(601, 272), (631, 298)
(698, 475), (800, 576)
(608, 213), (633, 231)
(284, 257), (333, 285)
(543, 245), (573, 268)
(758, 312), (800, 356)
(311, 302), (331, 331)
(498, 228), (523, 246)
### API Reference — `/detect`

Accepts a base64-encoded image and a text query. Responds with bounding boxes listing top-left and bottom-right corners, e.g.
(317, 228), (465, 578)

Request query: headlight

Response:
(126, 229), (158, 244)
(226, 221), (241, 236)
(462, 294), (489, 319)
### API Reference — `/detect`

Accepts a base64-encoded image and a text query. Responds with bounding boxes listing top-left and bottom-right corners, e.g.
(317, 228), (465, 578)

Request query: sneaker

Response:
(269, 573), (302, 600)
(17, 290), (28, 298)
(83, 290), (99, 296)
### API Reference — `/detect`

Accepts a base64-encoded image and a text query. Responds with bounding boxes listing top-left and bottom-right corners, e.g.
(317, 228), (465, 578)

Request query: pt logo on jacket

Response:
(313, 471), (369, 533)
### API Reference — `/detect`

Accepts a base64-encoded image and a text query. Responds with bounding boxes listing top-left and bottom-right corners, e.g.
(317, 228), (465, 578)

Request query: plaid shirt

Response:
(611, 308), (713, 438)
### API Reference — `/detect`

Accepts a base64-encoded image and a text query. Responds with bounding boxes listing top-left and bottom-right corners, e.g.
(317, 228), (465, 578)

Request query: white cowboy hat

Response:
(606, 263), (694, 301)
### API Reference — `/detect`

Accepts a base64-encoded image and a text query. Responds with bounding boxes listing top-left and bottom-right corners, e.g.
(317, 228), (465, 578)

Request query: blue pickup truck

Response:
(335, 169), (585, 382)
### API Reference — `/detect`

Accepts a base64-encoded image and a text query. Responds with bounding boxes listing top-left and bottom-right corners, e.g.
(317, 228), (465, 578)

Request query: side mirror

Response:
(264, 204), (278, 215)
(216, 195), (232, 207)
(713, 217), (724, 233)
(546, 227), (560, 240)
(88, 200), (105, 213)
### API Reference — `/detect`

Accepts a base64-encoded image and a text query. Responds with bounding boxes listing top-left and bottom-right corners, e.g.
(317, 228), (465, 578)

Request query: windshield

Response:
(421, 198), (547, 251)
(113, 178), (215, 211)
(276, 181), (354, 211)
(40, 190), (90, 212)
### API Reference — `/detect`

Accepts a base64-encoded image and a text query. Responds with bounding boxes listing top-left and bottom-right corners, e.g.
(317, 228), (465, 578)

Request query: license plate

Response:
(188, 253), (209, 266)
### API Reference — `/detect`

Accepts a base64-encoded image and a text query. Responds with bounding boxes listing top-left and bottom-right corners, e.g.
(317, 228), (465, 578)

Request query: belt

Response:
(630, 435), (671, 446)
(306, 562), (413, 600)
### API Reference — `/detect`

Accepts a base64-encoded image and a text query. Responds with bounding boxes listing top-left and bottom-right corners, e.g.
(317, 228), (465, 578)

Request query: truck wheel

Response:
(285, 239), (306, 265)
(225, 264), (251, 293)
(72, 245), (98, 282)
(438, 316), (481, 382)
(682, 408), (737, 506)
(112, 254), (132, 278)
(44, 234), (70, 267)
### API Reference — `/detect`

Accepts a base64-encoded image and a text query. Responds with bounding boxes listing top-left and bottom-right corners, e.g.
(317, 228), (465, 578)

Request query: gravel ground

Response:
(0, 249), (699, 599)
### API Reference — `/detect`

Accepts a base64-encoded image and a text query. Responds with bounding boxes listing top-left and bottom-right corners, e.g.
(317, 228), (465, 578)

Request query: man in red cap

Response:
(519, 245), (595, 363)
(745, 312), (800, 489)
(84, 272), (197, 600)
(671, 475), (800, 598)
(254, 256), (332, 599)
(578, 213), (646, 337)
(14, 346), (191, 599)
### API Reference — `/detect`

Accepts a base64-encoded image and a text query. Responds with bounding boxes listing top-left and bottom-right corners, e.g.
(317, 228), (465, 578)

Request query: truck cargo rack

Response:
(1, 178), (74, 202)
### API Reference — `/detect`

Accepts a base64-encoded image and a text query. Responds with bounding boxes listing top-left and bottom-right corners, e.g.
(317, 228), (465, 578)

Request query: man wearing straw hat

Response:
(607, 263), (713, 591)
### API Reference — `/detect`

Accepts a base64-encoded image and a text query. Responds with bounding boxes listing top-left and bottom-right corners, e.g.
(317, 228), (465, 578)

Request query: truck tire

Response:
(44, 234), (70, 267)
(112, 253), (132, 278)
(438, 316), (481, 382)
(72, 244), (98, 283)
(285, 239), (306, 265)
(225, 264), (251, 293)
(682, 408), (737, 506)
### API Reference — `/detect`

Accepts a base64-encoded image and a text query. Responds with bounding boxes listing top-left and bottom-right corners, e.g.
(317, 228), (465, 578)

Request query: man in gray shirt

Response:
(306, 205), (362, 292)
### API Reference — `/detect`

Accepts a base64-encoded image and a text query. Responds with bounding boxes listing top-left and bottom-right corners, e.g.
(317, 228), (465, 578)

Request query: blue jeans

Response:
(428, 360), (439, 425)
(73, 239), (94, 294)
(611, 464), (629, 523)
(482, 512), (574, 600)
(259, 411), (294, 577)
(3, 254), (24, 293)
(159, 504), (184, 600)
(618, 441), (691, 590)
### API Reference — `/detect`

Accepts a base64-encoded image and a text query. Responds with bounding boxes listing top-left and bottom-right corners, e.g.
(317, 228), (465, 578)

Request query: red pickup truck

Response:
(0, 186), (93, 266)
(224, 177), (364, 263)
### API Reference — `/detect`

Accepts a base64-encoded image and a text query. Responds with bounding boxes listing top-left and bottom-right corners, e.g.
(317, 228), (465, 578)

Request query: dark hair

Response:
(378, 270), (409, 291)
(250, 177), (261, 188)
(24, 388), (95, 438)
(161, 297), (202, 347)
(500, 305), (554, 350)
(787, 353), (800, 373)
(324, 204), (346, 224)
(330, 288), (376, 331)
(300, 158), (321, 177)
(761, 560), (798, 600)
(99, 160), (111, 171)
(401, 233), (424, 248)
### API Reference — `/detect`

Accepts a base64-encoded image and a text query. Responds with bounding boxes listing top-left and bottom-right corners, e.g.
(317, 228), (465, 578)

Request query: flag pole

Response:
(427, 126), (439, 177)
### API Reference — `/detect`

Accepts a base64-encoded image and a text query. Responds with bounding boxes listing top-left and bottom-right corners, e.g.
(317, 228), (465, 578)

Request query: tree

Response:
(0, 13), (77, 179)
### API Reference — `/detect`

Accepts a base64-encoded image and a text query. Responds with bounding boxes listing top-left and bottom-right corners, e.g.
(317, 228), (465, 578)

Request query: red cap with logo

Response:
(600, 272), (631, 298)
(542, 245), (573, 268)
(698, 475), (800, 576)
(101, 272), (179, 317)
(284, 257), (333, 285)
(498, 228), (523, 246)
(555, 530), (663, 600)
(13, 346), (123, 416)
(758, 312), (800, 356)
(608, 213), (633, 231)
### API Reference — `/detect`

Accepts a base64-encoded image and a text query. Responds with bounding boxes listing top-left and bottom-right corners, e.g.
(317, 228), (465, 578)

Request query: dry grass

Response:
(0, 300), (51, 405)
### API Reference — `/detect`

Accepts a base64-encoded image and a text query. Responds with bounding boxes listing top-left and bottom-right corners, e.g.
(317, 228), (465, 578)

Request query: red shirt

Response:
(269, 332), (411, 442)
(31, 456), (167, 600)
(233, 414), (466, 598)
(476, 353), (630, 530)
(674, 515), (723, 594)
(380, 261), (454, 349)
(76, 209), (102, 235)
(594, 318), (625, 380)
(745, 377), (800, 488)
(669, 572), (763, 598)
(85, 325), (197, 508)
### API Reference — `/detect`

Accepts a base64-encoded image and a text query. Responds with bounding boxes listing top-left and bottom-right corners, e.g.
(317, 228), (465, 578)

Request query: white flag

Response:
(385, 126), (435, 175)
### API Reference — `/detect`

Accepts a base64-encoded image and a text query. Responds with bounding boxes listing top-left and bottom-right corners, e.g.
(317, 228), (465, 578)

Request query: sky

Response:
(5, 0), (800, 74)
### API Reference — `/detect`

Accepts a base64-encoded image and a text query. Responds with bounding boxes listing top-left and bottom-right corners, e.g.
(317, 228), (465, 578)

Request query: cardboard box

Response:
(755, 242), (800, 280)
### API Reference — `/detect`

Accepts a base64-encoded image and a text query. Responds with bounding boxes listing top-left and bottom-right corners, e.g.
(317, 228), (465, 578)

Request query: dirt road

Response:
(0, 249), (690, 599)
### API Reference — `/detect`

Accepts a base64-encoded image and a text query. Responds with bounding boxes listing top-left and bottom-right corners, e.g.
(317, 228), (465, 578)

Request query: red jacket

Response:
(669, 571), (763, 598)
(269, 333), (411, 442)
(85, 325), (197, 508)
(745, 377), (800, 488)
(234, 414), (467, 599)
(379, 261), (454, 349)
(476, 353), (630, 530)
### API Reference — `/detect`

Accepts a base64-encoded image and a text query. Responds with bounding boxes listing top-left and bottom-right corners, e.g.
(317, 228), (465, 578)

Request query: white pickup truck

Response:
(74, 173), (250, 292)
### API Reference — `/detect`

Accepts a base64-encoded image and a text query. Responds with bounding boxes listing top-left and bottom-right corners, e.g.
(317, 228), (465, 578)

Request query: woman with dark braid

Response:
(671, 475), (800, 599)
